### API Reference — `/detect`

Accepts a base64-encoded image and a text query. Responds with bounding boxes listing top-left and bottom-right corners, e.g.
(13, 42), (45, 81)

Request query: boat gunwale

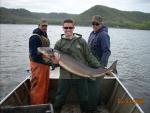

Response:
(112, 73), (144, 113)
(0, 76), (60, 105)
(0, 76), (30, 105)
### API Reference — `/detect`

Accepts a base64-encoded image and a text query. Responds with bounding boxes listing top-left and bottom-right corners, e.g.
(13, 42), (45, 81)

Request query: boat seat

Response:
(0, 103), (54, 113)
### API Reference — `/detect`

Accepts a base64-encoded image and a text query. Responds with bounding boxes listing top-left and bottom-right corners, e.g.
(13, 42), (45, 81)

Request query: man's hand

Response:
(50, 52), (60, 64)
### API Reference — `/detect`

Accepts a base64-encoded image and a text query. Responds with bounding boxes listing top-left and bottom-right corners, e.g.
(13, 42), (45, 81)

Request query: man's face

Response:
(39, 24), (48, 32)
(63, 23), (74, 38)
(92, 21), (101, 32)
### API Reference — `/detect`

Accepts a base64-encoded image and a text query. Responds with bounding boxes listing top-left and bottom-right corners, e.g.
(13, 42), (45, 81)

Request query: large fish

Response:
(38, 47), (117, 78)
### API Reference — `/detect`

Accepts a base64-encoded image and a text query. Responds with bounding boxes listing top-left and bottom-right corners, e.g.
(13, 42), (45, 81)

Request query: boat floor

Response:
(61, 104), (110, 113)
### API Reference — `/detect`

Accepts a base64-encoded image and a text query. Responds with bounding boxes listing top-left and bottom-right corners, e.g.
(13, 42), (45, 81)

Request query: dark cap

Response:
(92, 15), (103, 23)
(39, 19), (48, 26)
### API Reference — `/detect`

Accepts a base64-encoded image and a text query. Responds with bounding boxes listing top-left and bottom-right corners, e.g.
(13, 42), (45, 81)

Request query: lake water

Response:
(0, 24), (150, 112)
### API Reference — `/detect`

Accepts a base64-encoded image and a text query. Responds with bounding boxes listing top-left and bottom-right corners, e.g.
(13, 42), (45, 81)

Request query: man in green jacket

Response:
(53, 19), (101, 113)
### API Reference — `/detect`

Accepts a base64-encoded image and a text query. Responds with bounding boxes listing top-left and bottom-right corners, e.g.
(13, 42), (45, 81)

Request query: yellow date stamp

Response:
(117, 97), (144, 105)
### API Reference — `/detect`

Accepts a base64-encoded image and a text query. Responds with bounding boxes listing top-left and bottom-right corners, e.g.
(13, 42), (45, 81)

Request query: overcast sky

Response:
(1, 0), (150, 14)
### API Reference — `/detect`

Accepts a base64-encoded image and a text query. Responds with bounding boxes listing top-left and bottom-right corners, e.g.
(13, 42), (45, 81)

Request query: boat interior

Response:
(0, 73), (144, 113)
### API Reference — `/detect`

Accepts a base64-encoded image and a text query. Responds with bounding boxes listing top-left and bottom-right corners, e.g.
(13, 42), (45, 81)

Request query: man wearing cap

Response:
(29, 19), (58, 104)
(88, 15), (111, 112)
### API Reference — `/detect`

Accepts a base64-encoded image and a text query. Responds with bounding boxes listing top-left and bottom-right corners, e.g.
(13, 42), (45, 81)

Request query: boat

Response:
(0, 68), (144, 113)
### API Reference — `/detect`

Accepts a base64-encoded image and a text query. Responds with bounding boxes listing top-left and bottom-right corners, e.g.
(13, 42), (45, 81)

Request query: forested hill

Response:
(0, 5), (150, 30)
(0, 7), (76, 25)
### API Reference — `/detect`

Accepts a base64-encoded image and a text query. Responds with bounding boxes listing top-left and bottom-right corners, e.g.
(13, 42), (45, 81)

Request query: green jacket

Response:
(54, 33), (101, 79)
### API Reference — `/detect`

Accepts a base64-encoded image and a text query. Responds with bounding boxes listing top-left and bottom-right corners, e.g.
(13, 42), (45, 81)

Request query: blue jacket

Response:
(88, 25), (111, 67)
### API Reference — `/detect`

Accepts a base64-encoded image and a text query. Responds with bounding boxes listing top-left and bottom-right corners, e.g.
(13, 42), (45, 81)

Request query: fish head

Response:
(38, 47), (54, 56)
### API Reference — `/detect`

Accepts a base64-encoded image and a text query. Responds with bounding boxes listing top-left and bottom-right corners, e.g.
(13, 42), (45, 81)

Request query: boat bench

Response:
(0, 103), (54, 113)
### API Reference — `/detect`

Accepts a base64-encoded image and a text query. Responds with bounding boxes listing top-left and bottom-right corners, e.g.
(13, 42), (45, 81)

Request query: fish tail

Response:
(109, 60), (118, 74)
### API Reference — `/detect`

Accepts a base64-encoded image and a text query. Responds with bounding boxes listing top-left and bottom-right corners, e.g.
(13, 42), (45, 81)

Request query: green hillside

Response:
(75, 5), (150, 29)
(0, 5), (150, 30)
(0, 7), (76, 24)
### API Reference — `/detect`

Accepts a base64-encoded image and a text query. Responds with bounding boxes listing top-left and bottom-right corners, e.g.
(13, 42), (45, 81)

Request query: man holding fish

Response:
(51, 19), (101, 113)
(29, 19), (57, 104)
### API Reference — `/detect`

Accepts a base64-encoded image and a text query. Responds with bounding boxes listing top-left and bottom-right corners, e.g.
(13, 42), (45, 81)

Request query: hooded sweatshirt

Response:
(88, 25), (111, 67)
(54, 33), (100, 79)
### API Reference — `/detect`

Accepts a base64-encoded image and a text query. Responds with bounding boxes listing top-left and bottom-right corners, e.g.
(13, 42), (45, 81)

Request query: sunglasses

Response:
(41, 25), (48, 27)
(63, 27), (74, 29)
(92, 22), (100, 26)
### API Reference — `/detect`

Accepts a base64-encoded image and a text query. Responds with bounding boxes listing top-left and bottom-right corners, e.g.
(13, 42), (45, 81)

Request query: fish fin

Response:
(109, 60), (118, 74)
